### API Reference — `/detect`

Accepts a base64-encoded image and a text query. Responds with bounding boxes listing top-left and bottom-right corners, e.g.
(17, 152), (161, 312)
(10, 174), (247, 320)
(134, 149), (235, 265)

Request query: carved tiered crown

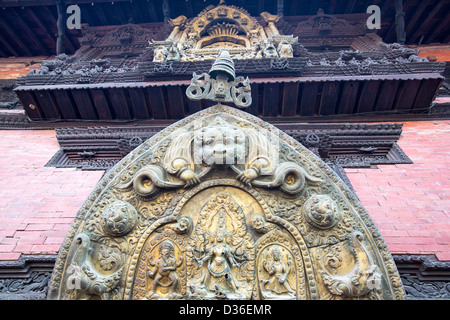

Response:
(208, 50), (236, 80)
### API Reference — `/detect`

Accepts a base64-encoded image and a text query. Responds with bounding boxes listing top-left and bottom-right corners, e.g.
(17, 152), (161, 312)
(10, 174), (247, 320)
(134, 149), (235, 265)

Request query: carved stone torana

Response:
(47, 48), (404, 300)
(149, 2), (298, 62)
(47, 102), (405, 300)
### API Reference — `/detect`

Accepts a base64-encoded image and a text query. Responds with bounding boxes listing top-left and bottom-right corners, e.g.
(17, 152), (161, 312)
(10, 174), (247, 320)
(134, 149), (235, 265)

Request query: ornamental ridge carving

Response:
(47, 54), (404, 301)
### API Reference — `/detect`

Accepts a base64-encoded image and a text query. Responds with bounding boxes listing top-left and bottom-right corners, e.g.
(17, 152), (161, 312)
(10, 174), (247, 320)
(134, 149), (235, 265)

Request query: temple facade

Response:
(0, 0), (449, 301)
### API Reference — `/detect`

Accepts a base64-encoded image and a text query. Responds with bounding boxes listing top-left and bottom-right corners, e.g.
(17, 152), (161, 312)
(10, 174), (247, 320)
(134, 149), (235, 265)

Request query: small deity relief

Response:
(277, 40), (294, 58)
(302, 194), (340, 230)
(251, 215), (275, 234)
(153, 45), (169, 62)
(173, 216), (193, 235)
(263, 40), (279, 59)
(101, 200), (138, 237)
(260, 245), (296, 300)
(145, 240), (183, 300)
(190, 210), (249, 299)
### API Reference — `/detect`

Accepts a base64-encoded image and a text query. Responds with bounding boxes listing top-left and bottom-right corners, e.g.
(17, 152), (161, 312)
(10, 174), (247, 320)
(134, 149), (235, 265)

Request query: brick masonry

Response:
(345, 120), (450, 261)
(417, 44), (450, 62)
(0, 130), (104, 260)
(0, 57), (45, 79)
(0, 121), (449, 261)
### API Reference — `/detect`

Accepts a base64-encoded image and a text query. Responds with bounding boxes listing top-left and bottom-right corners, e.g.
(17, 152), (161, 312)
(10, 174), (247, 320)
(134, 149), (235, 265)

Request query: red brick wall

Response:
(416, 45), (450, 62)
(0, 130), (104, 260)
(345, 120), (450, 261)
(0, 57), (46, 79)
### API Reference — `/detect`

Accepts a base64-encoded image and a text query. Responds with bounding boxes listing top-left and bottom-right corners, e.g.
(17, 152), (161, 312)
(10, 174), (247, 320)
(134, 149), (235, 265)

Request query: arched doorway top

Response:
(47, 103), (405, 300)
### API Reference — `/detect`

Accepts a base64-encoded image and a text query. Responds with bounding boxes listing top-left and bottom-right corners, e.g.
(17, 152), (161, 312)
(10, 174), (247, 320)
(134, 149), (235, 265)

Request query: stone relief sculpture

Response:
(146, 240), (183, 300)
(260, 245), (296, 299)
(47, 47), (405, 301)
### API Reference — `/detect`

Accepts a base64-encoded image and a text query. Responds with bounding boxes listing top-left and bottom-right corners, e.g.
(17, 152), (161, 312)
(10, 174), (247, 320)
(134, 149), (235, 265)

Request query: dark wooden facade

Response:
(13, 16), (445, 121)
(0, 0), (449, 58)
(14, 75), (443, 121)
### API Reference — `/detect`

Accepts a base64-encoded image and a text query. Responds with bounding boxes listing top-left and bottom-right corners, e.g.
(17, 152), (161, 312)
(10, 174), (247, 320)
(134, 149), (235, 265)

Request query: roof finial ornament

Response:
(186, 50), (252, 108)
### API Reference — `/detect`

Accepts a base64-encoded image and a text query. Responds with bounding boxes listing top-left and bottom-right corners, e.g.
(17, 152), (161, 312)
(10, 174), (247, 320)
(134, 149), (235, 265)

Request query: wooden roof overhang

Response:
(14, 71), (443, 121)
(14, 50), (444, 121)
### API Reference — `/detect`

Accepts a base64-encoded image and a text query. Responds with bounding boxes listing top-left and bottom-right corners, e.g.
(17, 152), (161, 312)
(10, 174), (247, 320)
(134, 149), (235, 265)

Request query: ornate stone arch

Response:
(47, 103), (405, 300)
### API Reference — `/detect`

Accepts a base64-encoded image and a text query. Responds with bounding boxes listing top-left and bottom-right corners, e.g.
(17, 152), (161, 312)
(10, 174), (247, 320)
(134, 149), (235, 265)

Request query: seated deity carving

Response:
(145, 240), (183, 300)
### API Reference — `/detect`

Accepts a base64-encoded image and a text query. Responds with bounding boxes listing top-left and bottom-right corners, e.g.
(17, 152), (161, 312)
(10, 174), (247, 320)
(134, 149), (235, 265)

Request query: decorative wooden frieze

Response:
(12, 2), (444, 121)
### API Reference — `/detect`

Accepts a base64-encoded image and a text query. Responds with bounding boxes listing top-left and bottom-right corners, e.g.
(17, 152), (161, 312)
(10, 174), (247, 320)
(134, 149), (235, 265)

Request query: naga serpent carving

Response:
(65, 233), (124, 300)
(317, 231), (382, 299)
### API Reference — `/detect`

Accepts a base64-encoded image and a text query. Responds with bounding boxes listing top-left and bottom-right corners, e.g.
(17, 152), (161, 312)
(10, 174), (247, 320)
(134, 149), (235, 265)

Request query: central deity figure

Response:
(192, 210), (248, 299)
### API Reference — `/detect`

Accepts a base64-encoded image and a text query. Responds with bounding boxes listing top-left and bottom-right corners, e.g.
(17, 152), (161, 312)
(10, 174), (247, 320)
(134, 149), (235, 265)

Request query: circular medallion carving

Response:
(305, 133), (320, 146)
(102, 200), (138, 237)
(302, 195), (340, 230)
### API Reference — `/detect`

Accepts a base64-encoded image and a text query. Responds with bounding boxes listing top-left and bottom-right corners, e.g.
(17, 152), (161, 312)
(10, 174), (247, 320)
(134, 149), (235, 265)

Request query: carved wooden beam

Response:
(162, 0), (170, 23)
(55, 0), (66, 55)
(277, 0), (284, 17)
(394, 0), (406, 44)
